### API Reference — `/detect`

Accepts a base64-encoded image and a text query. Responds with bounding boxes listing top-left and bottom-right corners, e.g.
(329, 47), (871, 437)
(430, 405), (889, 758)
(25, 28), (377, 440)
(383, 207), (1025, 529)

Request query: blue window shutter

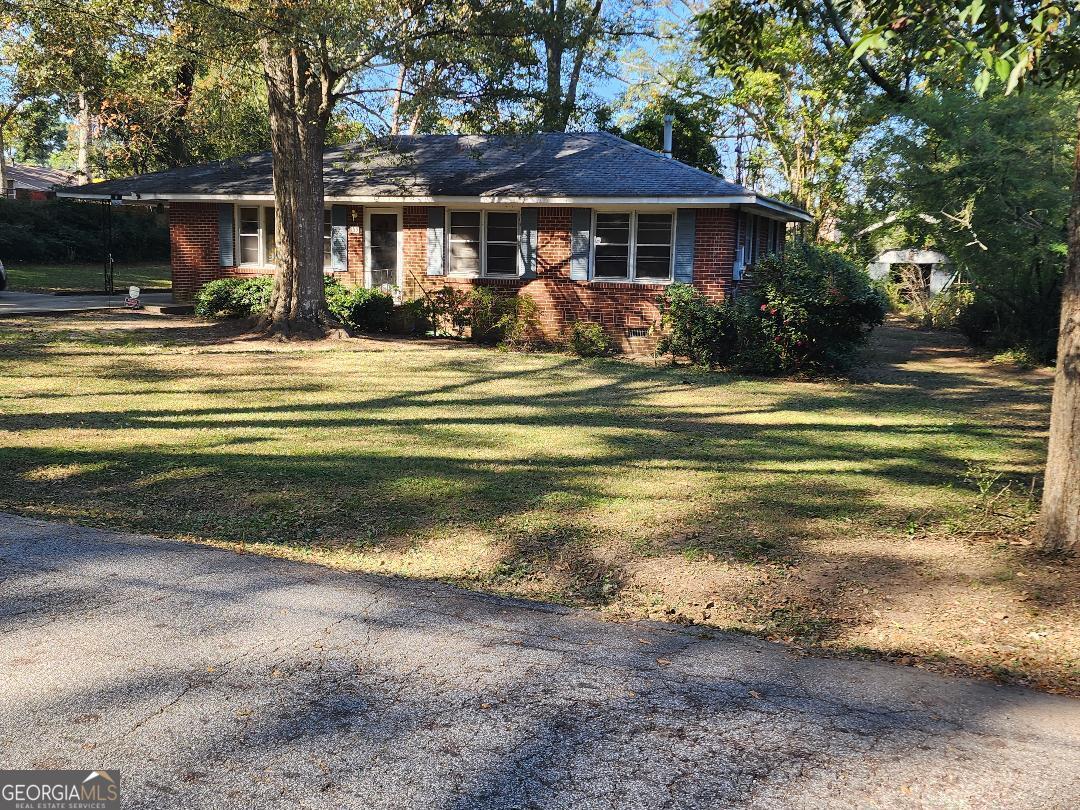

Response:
(217, 203), (234, 267)
(426, 206), (445, 275)
(674, 209), (696, 283)
(519, 207), (538, 278)
(330, 205), (347, 271)
(569, 207), (591, 280)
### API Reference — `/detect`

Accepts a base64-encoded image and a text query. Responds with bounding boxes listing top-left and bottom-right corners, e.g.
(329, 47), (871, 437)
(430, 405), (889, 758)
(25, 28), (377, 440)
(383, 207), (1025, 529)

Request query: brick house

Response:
(60, 133), (809, 349)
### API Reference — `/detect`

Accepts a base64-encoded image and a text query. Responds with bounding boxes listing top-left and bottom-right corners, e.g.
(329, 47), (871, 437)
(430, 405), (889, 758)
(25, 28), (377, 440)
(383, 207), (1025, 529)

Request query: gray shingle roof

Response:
(58, 132), (808, 219)
(8, 163), (79, 191)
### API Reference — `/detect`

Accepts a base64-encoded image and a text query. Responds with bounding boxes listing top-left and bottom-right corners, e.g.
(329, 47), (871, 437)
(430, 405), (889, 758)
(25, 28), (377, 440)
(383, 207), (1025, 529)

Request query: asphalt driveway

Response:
(1, 514), (1078, 809)
(0, 291), (173, 316)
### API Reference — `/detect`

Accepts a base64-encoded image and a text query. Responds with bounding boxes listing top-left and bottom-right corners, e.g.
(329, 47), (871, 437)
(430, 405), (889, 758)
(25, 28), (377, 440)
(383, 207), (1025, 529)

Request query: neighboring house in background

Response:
(868, 248), (956, 296)
(3, 163), (79, 201)
(59, 132), (809, 349)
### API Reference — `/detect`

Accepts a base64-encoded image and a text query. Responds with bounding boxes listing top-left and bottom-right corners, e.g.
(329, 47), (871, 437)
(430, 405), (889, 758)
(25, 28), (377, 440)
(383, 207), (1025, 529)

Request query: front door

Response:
(367, 211), (400, 290)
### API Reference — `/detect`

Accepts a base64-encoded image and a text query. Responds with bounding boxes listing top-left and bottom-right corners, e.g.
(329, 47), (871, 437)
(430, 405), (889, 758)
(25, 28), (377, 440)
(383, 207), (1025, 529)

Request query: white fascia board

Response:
(56, 190), (813, 222)
(748, 197), (813, 223)
(54, 192), (115, 200)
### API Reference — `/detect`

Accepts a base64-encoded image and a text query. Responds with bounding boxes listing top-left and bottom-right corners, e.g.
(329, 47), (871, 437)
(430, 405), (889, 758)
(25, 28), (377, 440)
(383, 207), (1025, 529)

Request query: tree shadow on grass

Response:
(0, 314), (1071, 689)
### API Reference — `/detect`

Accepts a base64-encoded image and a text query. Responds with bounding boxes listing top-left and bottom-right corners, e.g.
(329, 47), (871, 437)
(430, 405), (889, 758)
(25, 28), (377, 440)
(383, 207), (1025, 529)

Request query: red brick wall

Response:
(340, 204), (365, 288)
(401, 206), (739, 352)
(168, 202), (742, 352)
(169, 202), (219, 303)
(402, 206), (428, 298)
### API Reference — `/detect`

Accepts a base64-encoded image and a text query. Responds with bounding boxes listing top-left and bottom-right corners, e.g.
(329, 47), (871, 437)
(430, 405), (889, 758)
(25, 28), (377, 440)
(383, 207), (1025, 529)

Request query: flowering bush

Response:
(659, 243), (887, 374)
(738, 242), (888, 373)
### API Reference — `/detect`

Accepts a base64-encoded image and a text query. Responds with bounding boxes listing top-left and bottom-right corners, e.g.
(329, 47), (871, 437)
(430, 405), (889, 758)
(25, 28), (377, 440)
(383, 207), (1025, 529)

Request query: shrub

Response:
(426, 288), (473, 337)
(389, 299), (431, 335)
(425, 287), (538, 347)
(957, 290), (1059, 364)
(568, 321), (611, 357)
(742, 242), (888, 373)
(326, 279), (394, 332)
(656, 283), (741, 369)
(194, 276), (273, 318)
(658, 243), (887, 374)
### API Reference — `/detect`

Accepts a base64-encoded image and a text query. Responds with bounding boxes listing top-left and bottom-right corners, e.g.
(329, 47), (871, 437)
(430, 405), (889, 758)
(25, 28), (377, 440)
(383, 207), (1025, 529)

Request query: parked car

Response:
(0, 260), (6, 291)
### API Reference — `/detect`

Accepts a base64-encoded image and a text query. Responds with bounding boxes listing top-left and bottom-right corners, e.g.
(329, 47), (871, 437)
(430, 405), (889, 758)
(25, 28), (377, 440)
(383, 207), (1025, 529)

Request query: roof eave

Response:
(56, 189), (812, 221)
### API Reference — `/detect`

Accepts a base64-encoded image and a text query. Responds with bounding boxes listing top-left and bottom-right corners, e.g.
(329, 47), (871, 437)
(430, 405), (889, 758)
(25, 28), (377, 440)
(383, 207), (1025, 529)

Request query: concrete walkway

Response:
(0, 290), (174, 316)
(1, 514), (1078, 809)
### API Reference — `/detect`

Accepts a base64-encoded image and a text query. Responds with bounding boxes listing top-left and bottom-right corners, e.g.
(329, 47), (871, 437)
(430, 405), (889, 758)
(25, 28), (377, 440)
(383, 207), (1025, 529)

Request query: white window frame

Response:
(235, 204), (264, 267)
(590, 209), (676, 283)
(233, 203), (281, 267)
(322, 208), (334, 271)
(445, 208), (522, 278)
(364, 207), (403, 289)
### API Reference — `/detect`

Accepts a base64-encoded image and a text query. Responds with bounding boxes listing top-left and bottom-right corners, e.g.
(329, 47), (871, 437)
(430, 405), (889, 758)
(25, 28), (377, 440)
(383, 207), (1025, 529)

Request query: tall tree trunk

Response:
(1040, 109), (1080, 555)
(390, 62), (407, 136)
(162, 61), (196, 167)
(76, 92), (91, 184)
(257, 36), (341, 338)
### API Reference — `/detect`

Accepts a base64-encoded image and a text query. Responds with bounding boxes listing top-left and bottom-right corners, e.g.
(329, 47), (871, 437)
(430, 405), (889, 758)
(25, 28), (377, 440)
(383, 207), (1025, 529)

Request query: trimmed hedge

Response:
(0, 198), (168, 263)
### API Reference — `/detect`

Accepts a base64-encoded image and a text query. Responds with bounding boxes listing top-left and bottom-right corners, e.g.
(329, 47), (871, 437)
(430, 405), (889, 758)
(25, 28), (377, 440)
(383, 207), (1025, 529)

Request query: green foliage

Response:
(747, 243), (888, 372)
(899, 278), (975, 332)
(848, 87), (1073, 361)
(325, 278), (395, 332)
(194, 277), (273, 319)
(568, 322), (612, 357)
(696, 2), (881, 235)
(425, 288), (473, 337)
(607, 98), (720, 173)
(388, 298), (431, 336)
(656, 283), (740, 369)
(425, 287), (539, 347)
(0, 199), (168, 263)
(659, 244), (887, 373)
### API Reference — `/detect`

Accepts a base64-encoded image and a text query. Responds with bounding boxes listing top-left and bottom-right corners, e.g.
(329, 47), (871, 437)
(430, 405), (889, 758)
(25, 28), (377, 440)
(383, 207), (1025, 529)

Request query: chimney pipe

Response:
(662, 114), (674, 158)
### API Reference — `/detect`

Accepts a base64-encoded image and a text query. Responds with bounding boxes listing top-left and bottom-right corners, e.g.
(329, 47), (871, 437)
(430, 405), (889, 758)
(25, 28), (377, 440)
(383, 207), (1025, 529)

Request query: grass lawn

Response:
(0, 312), (1076, 693)
(3, 261), (170, 293)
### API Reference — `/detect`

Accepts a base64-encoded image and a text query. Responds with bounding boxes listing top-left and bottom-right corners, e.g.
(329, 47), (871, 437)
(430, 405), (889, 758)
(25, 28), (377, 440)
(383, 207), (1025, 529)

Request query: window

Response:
(264, 207), (276, 265)
(323, 209), (332, 268)
(742, 214), (758, 267)
(634, 213), (673, 279)
(485, 211), (519, 275)
(594, 213), (631, 278)
(592, 211), (674, 282)
(233, 205), (279, 266)
(238, 207), (261, 265)
(447, 210), (521, 276)
(449, 211), (481, 274)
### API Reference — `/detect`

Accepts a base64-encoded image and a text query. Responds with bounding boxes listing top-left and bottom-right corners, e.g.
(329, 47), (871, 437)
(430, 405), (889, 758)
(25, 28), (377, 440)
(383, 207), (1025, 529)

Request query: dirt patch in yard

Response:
(0, 312), (1076, 693)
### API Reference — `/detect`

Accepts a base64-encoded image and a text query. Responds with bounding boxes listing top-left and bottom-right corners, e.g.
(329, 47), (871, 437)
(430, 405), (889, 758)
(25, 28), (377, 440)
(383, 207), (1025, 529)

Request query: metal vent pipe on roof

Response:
(662, 114), (673, 158)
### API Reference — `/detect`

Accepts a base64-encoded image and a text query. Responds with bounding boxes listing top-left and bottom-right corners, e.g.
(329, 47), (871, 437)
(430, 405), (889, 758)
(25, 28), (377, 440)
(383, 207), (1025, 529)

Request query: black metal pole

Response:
(105, 199), (114, 294)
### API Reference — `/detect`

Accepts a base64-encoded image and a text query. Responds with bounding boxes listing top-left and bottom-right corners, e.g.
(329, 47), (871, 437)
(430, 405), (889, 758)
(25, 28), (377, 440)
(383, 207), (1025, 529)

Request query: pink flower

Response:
(760, 304), (768, 312)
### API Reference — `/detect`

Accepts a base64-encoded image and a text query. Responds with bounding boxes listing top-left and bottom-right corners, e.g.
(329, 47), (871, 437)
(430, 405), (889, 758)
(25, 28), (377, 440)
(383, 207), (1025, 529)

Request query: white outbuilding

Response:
(867, 248), (956, 295)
